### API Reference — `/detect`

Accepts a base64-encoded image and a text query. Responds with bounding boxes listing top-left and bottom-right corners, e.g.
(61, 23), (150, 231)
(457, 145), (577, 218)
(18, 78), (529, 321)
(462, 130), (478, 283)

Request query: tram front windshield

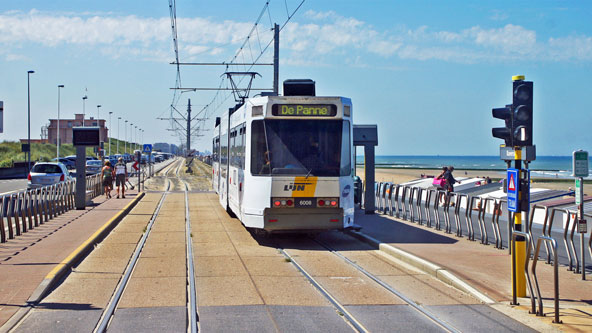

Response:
(251, 119), (350, 177)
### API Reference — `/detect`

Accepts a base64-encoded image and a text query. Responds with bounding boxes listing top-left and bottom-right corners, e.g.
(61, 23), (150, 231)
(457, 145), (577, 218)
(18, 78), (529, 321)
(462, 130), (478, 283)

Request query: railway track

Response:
(278, 237), (462, 333)
(92, 157), (198, 332)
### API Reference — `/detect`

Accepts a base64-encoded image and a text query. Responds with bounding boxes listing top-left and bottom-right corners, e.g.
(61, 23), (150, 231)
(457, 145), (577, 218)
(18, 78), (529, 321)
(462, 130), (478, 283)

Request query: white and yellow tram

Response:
(212, 80), (354, 232)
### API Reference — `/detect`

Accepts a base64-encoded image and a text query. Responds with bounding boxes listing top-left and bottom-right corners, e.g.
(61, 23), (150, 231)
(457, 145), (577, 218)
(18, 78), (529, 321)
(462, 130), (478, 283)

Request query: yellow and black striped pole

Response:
(512, 146), (526, 297)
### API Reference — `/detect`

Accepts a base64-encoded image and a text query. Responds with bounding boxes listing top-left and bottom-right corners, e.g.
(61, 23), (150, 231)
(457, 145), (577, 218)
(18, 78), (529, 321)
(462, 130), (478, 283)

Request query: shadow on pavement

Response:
(356, 212), (459, 245)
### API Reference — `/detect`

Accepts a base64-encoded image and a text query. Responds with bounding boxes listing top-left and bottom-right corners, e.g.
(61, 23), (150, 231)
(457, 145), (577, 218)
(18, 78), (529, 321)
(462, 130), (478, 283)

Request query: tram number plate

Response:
(295, 198), (316, 208)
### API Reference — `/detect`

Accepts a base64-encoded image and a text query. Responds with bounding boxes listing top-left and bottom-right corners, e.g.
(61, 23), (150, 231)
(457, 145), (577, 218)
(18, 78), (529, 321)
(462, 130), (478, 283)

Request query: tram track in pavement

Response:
(92, 157), (198, 332)
(274, 234), (463, 333)
(311, 237), (461, 333)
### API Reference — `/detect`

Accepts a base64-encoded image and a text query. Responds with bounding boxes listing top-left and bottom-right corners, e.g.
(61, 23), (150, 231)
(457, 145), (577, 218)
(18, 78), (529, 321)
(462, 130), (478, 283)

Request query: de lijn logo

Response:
(284, 182), (313, 191)
(342, 185), (351, 197)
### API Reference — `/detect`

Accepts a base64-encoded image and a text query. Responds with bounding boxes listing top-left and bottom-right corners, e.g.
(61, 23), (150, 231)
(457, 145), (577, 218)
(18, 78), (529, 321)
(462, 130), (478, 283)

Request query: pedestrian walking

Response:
(101, 161), (113, 199)
(114, 157), (128, 198)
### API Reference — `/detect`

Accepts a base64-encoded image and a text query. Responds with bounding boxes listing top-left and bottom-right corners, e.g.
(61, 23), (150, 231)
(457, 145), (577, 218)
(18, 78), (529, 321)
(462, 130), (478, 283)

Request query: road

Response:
(0, 160), (174, 195)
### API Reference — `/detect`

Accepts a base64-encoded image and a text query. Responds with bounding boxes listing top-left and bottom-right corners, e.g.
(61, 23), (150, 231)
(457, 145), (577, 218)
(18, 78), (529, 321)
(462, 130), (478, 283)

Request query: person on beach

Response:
(101, 161), (113, 199)
(114, 157), (127, 199)
(443, 166), (460, 192)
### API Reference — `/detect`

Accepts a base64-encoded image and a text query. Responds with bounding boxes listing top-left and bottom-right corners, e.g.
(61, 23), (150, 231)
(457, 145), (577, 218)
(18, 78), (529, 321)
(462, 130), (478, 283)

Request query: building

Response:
(47, 114), (108, 145)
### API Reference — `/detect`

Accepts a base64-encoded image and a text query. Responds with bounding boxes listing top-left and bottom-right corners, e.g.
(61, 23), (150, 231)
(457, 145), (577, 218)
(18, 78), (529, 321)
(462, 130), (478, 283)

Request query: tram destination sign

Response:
(272, 104), (337, 117)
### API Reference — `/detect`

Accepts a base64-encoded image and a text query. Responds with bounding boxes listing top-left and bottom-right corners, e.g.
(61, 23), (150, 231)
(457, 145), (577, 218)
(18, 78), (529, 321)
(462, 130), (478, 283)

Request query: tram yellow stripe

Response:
(291, 176), (317, 197)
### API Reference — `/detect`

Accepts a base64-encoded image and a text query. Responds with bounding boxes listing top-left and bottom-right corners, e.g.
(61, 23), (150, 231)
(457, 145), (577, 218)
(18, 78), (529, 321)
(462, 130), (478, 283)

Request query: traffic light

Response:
(492, 104), (513, 146)
(512, 79), (533, 147)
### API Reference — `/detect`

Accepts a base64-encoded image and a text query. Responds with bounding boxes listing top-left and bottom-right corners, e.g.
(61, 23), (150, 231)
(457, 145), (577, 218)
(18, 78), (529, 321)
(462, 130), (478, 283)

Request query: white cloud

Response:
(1, 9), (591, 65)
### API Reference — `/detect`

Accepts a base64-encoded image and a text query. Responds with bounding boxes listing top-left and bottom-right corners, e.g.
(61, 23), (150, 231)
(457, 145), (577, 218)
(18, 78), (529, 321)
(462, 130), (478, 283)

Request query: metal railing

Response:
(532, 235), (561, 323)
(0, 174), (103, 243)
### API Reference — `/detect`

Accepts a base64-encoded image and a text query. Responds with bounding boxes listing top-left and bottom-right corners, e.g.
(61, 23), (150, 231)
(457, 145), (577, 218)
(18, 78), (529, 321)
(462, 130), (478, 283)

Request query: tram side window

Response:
(340, 121), (351, 176)
(230, 130), (236, 167)
(221, 133), (228, 165)
(251, 120), (269, 175)
(212, 137), (219, 162)
(240, 124), (246, 169)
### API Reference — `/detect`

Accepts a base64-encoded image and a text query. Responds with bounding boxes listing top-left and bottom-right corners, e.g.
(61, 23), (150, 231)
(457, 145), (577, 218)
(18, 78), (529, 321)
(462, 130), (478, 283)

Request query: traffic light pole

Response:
(513, 150), (526, 299)
(492, 75), (535, 303)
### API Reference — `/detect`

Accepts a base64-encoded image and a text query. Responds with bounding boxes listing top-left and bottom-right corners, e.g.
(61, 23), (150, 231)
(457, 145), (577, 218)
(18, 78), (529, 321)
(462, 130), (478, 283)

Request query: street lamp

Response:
(57, 84), (65, 159)
(130, 122), (133, 152)
(108, 111), (113, 156)
(97, 104), (101, 121)
(135, 126), (138, 150)
(27, 70), (34, 172)
(82, 95), (88, 126)
(117, 116), (121, 154)
(124, 120), (128, 154)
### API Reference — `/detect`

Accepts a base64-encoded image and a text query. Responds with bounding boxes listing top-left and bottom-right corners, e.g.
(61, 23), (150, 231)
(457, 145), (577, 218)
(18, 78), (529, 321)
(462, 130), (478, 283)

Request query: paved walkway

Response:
(0, 188), (140, 327)
(356, 211), (592, 331)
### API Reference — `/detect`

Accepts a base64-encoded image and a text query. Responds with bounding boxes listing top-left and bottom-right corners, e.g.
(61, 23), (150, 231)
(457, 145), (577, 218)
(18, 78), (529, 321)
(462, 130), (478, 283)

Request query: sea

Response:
(356, 155), (592, 180)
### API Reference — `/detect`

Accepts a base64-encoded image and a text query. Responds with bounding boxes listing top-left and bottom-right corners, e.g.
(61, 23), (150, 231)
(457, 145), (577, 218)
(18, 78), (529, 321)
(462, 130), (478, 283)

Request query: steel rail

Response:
(314, 238), (461, 333)
(278, 248), (369, 333)
(93, 181), (171, 332)
(177, 162), (199, 333)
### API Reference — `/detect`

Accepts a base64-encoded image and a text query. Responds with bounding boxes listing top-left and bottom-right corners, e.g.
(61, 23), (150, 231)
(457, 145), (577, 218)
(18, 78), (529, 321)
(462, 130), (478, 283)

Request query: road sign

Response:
(507, 168), (519, 212)
(575, 178), (583, 205)
(143, 144), (152, 153)
(132, 161), (139, 171)
(573, 150), (589, 177)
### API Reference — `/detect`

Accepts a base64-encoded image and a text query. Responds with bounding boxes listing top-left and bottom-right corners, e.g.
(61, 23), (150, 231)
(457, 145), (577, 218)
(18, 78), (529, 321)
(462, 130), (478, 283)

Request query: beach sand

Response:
(355, 167), (577, 193)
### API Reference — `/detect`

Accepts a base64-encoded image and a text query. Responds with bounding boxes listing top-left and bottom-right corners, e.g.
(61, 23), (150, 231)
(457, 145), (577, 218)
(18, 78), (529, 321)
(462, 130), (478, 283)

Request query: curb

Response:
(347, 229), (496, 305)
(0, 192), (145, 333)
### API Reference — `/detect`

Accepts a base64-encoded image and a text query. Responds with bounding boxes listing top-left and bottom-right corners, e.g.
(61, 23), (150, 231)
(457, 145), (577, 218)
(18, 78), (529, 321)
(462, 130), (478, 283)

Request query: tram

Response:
(212, 79), (355, 232)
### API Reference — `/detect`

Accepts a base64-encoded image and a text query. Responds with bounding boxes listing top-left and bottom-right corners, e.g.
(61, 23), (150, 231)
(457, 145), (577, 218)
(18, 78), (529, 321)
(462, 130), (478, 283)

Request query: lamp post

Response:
(27, 70), (34, 172)
(124, 120), (128, 154)
(130, 122), (133, 153)
(117, 116), (121, 154)
(97, 104), (101, 122)
(135, 126), (138, 151)
(56, 85), (64, 159)
(108, 111), (113, 156)
(82, 95), (88, 126)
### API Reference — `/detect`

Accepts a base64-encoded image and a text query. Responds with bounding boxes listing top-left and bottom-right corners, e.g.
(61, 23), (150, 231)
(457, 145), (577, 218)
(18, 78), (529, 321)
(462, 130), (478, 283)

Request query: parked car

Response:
(27, 162), (72, 189)
(86, 160), (103, 175)
(51, 157), (75, 170)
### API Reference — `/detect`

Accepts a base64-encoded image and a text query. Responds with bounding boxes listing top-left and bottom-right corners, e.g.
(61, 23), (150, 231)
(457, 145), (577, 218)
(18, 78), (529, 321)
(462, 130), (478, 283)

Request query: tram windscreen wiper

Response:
(305, 168), (313, 179)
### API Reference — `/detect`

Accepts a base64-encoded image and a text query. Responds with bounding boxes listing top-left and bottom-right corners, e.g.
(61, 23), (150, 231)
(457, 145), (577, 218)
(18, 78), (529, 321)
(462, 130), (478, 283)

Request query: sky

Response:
(1, 0), (591, 156)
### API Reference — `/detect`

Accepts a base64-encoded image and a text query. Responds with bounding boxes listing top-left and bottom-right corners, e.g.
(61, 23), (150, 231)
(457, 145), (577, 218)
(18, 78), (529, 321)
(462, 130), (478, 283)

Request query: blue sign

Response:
(507, 168), (519, 212)
(143, 144), (152, 153)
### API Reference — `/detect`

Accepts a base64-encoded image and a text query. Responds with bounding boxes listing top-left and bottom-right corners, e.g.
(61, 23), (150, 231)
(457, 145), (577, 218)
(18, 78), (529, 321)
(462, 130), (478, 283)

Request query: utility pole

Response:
(186, 99), (191, 157)
(273, 23), (280, 94)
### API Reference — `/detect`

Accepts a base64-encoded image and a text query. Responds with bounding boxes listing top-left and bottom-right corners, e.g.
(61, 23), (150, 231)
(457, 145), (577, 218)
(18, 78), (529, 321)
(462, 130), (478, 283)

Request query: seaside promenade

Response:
(0, 158), (590, 332)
